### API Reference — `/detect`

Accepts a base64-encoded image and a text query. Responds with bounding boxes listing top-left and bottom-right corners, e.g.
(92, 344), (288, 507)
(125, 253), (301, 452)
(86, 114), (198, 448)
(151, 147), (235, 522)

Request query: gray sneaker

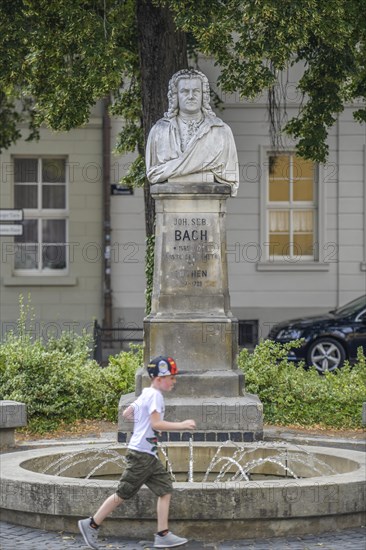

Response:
(78, 518), (100, 549)
(154, 531), (188, 548)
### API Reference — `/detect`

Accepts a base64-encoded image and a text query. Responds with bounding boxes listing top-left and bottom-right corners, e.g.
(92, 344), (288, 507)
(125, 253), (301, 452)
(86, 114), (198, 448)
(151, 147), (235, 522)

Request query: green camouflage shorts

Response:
(116, 449), (173, 499)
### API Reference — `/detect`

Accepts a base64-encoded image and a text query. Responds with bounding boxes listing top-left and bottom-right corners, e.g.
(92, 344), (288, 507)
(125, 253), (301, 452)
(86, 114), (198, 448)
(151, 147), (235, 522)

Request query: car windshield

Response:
(333, 295), (366, 317)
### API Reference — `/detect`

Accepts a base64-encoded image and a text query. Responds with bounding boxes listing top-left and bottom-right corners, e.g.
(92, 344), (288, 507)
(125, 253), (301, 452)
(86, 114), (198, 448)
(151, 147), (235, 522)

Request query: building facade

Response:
(0, 104), (105, 340)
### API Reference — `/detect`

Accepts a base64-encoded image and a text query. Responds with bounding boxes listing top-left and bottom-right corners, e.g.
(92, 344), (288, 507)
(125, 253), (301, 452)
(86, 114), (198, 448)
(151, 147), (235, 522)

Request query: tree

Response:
(167, 0), (366, 162)
(136, 0), (187, 235)
(1, 0), (365, 236)
(0, 0), (187, 236)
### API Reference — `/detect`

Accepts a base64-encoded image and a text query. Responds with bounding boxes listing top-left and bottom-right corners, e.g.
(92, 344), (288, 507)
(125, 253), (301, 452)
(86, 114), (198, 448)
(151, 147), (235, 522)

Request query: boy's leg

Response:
(93, 493), (124, 525)
(78, 494), (123, 549)
(157, 493), (171, 532)
(155, 493), (187, 547)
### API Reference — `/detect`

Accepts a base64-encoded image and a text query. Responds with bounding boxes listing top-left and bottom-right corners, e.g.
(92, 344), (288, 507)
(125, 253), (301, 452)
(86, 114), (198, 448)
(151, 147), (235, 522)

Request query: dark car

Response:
(267, 295), (366, 373)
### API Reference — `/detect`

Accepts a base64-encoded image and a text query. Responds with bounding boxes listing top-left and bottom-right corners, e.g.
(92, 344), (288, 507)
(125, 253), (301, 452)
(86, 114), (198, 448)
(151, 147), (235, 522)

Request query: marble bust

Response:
(146, 69), (239, 197)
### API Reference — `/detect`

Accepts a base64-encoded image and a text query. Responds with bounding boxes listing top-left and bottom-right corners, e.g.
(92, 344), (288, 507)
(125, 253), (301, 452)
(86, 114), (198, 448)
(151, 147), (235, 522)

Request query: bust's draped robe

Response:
(146, 114), (239, 196)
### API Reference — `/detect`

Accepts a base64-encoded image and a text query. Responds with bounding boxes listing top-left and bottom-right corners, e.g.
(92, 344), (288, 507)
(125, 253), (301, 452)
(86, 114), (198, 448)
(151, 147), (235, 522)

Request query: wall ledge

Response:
(256, 262), (330, 272)
(3, 276), (78, 287)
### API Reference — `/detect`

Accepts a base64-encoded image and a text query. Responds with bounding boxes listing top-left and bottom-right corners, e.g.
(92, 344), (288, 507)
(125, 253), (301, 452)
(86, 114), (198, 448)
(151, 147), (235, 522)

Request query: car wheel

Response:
(307, 338), (346, 373)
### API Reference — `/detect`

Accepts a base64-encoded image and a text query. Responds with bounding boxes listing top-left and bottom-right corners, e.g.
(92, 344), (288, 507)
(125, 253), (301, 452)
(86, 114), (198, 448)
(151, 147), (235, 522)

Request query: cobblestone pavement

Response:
(0, 522), (365, 550)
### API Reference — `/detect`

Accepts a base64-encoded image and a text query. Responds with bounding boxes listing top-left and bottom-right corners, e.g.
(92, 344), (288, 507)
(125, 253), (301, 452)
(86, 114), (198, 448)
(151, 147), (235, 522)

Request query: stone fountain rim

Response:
(1, 442), (365, 540)
(2, 442), (365, 488)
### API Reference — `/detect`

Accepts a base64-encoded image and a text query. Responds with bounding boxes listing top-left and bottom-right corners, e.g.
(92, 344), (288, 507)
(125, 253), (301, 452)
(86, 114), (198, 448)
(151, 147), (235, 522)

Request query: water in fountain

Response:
(188, 435), (194, 482)
(42, 445), (127, 477)
(211, 456), (250, 481)
(41, 439), (337, 483)
(201, 440), (338, 483)
(158, 443), (176, 481)
(42, 442), (177, 480)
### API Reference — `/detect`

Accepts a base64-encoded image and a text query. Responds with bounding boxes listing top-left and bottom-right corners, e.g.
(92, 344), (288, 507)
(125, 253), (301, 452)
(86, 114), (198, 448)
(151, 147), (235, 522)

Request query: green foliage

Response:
(238, 339), (366, 429)
(0, 296), (142, 432)
(2, 297), (364, 433)
(0, 331), (142, 432)
(101, 345), (143, 420)
(167, 0), (366, 162)
(0, 0), (138, 150)
(0, 91), (21, 150)
(111, 77), (143, 154)
(0, 330), (103, 432)
(145, 234), (156, 315)
(1, 0), (365, 162)
(118, 156), (146, 188)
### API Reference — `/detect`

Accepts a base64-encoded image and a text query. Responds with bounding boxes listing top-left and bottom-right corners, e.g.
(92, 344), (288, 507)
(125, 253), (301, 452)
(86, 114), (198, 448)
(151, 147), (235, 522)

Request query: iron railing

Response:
(93, 321), (143, 364)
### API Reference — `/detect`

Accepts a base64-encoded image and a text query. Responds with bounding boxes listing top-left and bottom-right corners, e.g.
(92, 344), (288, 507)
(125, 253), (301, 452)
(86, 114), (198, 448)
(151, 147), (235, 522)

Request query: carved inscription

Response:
(175, 229), (208, 241)
(164, 216), (220, 289)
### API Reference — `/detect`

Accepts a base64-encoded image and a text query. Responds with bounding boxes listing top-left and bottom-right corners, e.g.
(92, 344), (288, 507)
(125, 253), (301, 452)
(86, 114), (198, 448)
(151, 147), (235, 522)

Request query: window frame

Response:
(257, 146), (329, 271)
(12, 155), (69, 276)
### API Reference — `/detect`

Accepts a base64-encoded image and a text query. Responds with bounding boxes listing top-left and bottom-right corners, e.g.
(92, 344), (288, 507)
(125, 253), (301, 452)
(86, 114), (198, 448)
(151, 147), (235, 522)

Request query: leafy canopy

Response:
(167, 0), (366, 161)
(0, 0), (140, 153)
(0, 0), (365, 162)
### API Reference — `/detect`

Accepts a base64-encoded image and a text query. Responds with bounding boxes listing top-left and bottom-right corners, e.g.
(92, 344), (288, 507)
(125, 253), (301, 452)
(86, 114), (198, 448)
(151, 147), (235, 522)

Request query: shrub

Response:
(238, 340), (366, 429)
(0, 297), (143, 432)
(0, 330), (103, 432)
(0, 333), (142, 432)
(100, 345), (143, 421)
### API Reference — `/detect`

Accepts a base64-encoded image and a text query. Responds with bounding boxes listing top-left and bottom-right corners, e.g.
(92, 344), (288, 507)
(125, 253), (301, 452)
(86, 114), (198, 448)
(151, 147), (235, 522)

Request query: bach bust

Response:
(146, 69), (239, 197)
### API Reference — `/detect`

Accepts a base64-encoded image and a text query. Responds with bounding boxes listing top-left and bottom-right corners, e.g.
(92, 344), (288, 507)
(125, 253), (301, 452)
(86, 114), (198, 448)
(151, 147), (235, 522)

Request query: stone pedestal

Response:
(0, 400), (27, 449)
(119, 182), (263, 442)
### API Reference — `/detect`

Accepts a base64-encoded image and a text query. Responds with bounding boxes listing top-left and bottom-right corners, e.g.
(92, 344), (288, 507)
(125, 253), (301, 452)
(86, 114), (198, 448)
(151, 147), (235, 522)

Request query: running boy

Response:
(78, 355), (196, 549)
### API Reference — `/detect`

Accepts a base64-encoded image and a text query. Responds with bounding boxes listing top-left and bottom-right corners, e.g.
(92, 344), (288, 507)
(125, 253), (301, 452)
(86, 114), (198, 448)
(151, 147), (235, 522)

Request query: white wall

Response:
(0, 117), (104, 338)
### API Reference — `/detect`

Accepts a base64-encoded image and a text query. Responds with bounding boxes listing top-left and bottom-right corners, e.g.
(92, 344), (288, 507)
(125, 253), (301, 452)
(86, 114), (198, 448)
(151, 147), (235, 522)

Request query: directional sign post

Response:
(0, 209), (23, 222)
(0, 209), (24, 236)
(0, 224), (23, 236)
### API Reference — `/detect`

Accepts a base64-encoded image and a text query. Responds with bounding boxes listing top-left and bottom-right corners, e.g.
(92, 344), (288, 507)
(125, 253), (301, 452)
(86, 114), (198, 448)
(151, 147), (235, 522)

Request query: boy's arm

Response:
(150, 411), (196, 432)
(122, 404), (135, 420)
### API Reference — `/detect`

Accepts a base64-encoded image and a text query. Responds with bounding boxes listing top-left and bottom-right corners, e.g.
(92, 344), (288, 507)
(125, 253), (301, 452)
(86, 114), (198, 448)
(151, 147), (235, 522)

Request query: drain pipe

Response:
(102, 96), (112, 331)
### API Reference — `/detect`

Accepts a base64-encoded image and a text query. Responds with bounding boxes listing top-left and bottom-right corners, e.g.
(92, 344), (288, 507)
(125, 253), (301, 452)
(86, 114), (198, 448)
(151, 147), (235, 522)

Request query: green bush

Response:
(2, 297), (364, 432)
(0, 298), (143, 432)
(0, 331), (142, 432)
(100, 345), (142, 421)
(238, 340), (366, 429)
(0, 331), (102, 432)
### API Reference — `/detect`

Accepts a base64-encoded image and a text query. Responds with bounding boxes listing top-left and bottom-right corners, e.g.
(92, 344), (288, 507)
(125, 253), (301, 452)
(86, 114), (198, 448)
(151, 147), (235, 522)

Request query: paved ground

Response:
(0, 521), (365, 550)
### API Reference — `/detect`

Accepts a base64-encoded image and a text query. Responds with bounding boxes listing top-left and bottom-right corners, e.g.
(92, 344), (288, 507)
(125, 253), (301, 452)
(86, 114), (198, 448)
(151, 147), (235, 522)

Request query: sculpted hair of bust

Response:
(165, 69), (215, 119)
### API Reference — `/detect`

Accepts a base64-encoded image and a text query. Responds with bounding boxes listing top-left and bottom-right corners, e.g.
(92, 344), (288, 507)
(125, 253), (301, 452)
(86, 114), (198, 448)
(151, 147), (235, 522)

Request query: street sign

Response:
(0, 224), (23, 236)
(111, 184), (133, 196)
(0, 209), (23, 222)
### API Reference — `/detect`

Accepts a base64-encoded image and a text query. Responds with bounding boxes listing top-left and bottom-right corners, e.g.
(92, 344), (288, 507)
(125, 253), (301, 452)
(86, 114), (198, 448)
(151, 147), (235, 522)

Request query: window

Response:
(13, 157), (68, 273)
(238, 320), (259, 348)
(266, 153), (317, 261)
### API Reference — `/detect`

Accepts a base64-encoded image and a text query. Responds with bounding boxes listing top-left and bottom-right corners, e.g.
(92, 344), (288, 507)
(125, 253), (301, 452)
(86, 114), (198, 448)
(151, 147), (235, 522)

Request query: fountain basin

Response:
(1, 443), (365, 541)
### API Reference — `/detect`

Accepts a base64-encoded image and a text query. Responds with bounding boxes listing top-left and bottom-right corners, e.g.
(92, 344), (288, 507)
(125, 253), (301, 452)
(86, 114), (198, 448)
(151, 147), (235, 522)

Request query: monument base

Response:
(117, 181), (263, 442)
(117, 182), (263, 441)
(144, 316), (238, 372)
(135, 367), (244, 398)
(118, 392), (263, 443)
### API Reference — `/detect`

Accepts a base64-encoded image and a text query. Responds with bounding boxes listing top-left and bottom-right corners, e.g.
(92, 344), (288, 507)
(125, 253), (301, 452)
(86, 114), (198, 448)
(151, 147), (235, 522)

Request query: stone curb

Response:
(263, 427), (366, 452)
(12, 427), (365, 452)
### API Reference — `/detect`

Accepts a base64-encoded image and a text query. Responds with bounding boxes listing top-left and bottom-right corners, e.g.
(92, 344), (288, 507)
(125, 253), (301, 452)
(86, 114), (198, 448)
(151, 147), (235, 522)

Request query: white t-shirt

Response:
(128, 387), (165, 456)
